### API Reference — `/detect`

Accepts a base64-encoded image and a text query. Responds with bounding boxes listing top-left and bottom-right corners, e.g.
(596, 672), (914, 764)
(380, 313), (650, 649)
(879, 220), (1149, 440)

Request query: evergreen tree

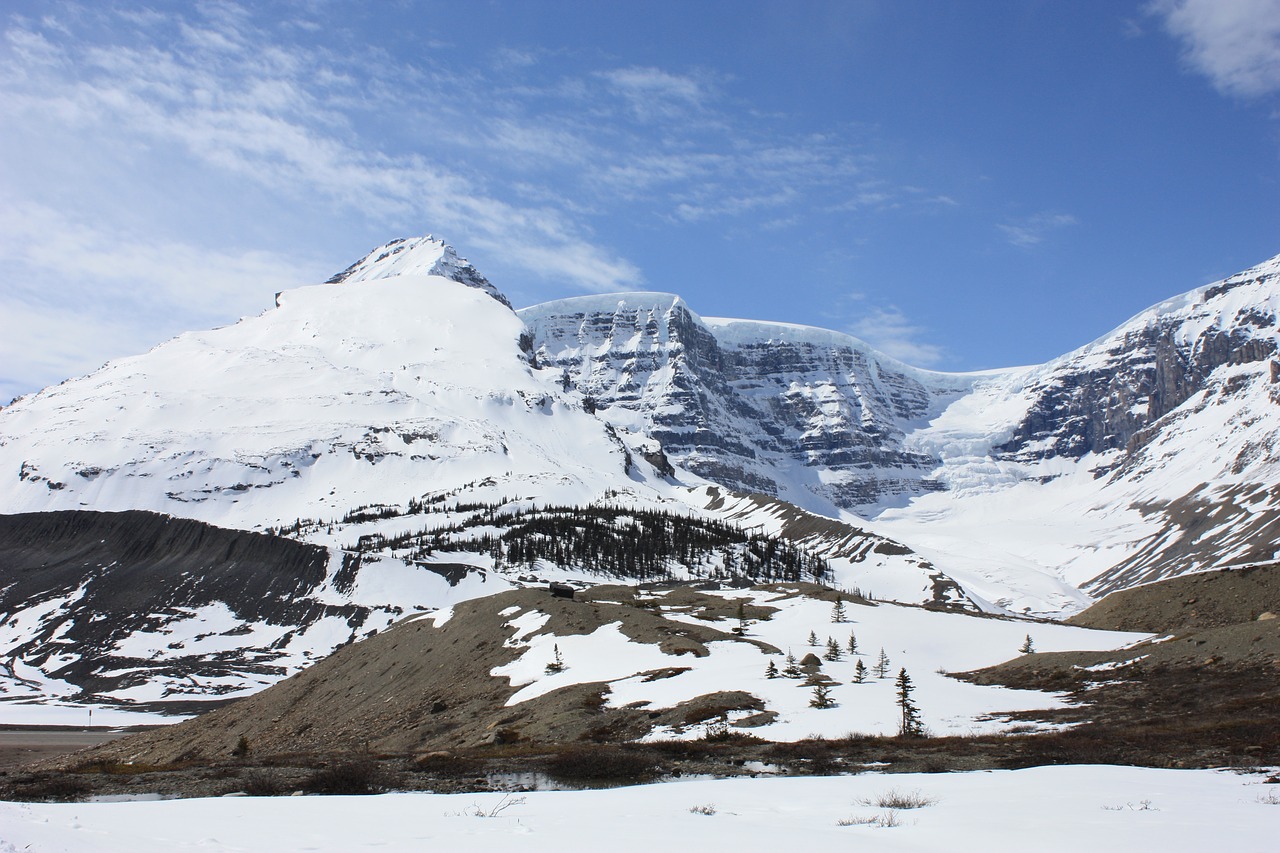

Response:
(875, 647), (891, 678)
(847, 631), (859, 655)
(1019, 634), (1035, 654)
(765, 659), (780, 679)
(783, 652), (803, 679)
(831, 597), (847, 623)
(545, 644), (566, 674)
(807, 630), (819, 647)
(895, 668), (923, 737)
(824, 636), (843, 662)
(809, 682), (835, 709)
(853, 659), (868, 683)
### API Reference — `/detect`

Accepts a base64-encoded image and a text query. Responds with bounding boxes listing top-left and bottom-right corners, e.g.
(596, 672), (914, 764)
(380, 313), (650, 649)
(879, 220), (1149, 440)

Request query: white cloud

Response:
(847, 305), (945, 367)
(998, 212), (1077, 247)
(1150, 0), (1280, 97)
(0, 198), (319, 404)
(825, 294), (944, 367)
(596, 66), (713, 120)
(0, 3), (953, 395)
(0, 7), (641, 296)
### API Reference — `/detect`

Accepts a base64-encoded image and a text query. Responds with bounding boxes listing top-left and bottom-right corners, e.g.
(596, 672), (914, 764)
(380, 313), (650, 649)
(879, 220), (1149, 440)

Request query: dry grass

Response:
(858, 787), (937, 809)
(838, 810), (902, 827)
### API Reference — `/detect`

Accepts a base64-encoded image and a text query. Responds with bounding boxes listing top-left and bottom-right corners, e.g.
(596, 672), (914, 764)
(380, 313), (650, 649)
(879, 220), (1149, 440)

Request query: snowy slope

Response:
(877, 253), (1280, 607)
(486, 585), (1143, 741)
(0, 240), (639, 531)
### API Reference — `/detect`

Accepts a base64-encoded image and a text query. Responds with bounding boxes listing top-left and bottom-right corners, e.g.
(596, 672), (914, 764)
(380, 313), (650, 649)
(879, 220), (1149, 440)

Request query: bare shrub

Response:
(858, 787), (937, 809)
(837, 810), (901, 827)
(240, 769), (287, 797)
(546, 745), (655, 785)
(468, 794), (525, 817)
(301, 757), (385, 795)
(689, 803), (717, 815)
(6, 773), (91, 802)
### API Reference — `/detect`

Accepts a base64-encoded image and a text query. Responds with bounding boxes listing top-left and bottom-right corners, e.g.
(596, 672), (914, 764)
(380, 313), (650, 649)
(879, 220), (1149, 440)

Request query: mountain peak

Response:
(326, 236), (512, 308)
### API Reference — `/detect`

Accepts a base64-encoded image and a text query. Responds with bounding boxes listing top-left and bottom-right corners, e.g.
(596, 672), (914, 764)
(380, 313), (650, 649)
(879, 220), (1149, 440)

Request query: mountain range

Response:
(3, 235), (1279, 712)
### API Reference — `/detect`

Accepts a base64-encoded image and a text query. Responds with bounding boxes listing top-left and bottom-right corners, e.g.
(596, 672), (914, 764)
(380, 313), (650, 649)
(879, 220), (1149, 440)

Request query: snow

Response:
(0, 766), (1273, 852)
(0, 701), (184, 726)
(489, 589), (1144, 739)
(6, 238), (1280, 713)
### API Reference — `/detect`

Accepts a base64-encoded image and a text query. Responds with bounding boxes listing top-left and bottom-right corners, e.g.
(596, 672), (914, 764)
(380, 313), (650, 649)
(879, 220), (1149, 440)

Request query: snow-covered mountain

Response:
(4, 236), (1280, 627)
(876, 254), (1280, 606)
(520, 294), (976, 517)
(0, 238), (974, 713)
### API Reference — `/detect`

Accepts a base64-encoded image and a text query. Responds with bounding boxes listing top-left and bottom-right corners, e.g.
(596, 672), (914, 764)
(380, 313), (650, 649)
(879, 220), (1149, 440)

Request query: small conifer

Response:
(853, 659), (868, 683)
(895, 667), (923, 737)
(809, 682), (835, 709)
(875, 647), (891, 678)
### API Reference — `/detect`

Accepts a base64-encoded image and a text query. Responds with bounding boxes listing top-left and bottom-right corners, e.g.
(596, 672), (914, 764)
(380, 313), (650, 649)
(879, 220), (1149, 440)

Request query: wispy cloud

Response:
(595, 66), (714, 120)
(998, 212), (1078, 247)
(0, 2), (949, 396)
(847, 305), (946, 367)
(1149, 0), (1280, 97)
(824, 295), (945, 368)
(0, 197), (319, 404)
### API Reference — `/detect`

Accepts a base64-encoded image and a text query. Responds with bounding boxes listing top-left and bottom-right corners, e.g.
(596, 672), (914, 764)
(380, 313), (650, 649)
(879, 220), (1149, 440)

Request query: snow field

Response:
(0, 765), (1273, 852)
(490, 589), (1145, 740)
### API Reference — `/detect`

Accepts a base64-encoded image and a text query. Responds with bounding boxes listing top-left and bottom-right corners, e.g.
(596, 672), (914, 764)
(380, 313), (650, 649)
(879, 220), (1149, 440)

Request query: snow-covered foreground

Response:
(2, 766), (1274, 852)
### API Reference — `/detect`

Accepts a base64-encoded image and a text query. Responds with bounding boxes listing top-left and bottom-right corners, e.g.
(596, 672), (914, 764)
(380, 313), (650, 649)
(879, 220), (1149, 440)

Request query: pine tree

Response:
(765, 659), (780, 678)
(831, 597), (847, 623)
(734, 600), (749, 635)
(895, 668), (923, 737)
(875, 647), (891, 678)
(783, 652), (803, 679)
(853, 659), (868, 683)
(807, 630), (819, 647)
(1019, 634), (1035, 654)
(545, 644), (566, 674)
(824, 636), (843, 661)
(847, 631), (858, 655)
(809, 682), (835, 709)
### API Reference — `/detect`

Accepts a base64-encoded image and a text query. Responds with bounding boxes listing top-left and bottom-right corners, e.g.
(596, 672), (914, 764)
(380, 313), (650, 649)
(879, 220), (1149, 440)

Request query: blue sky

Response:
(2, 1), (1279, 402)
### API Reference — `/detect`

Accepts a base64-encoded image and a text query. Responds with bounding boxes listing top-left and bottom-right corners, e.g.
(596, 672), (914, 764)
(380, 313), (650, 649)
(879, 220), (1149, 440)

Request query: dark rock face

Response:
(0, 511), (459, 709)
(1000, 311), (1277, 461)
(521, 296), (969, 515)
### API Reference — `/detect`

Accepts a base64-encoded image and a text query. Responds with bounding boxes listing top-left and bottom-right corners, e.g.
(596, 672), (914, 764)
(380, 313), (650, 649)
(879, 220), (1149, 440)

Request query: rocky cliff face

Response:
(997, 260), (1280, 464)
(520, 295), (974, 516)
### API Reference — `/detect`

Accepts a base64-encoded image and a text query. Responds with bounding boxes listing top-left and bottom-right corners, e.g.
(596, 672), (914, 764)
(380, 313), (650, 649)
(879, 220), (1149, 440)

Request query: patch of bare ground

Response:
(1069, 561), (1280, 632)
(6, 572), (1278, 801)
